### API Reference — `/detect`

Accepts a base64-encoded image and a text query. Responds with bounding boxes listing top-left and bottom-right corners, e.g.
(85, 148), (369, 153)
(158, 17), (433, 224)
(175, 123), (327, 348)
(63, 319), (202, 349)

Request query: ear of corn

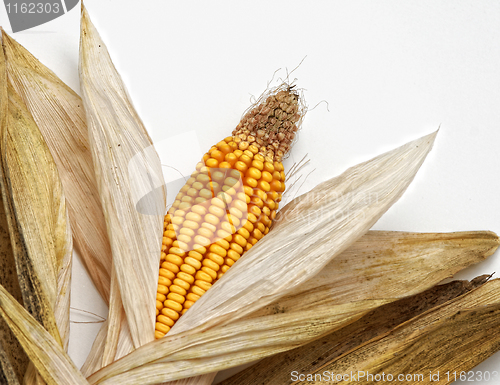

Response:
(155, 87), (302, 338)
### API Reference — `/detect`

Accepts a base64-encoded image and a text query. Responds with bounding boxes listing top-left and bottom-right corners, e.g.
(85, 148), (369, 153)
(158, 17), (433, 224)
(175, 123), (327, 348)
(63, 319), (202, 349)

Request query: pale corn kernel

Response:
(180, 264), (196, 275)
(158, 276), (172, 287)
(195, 271), (213, 283)
(201, 267), (217, 280)
(207, 252), (224, 265)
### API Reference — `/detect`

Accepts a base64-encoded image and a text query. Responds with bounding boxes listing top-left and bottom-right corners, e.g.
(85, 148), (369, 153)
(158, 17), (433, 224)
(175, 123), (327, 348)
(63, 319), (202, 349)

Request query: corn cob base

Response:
(155, 87), (302, 338)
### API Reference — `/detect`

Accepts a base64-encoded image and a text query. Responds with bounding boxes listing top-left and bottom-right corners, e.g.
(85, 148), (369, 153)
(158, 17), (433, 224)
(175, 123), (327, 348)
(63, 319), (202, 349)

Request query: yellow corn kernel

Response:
(155, 99), (294, 337)
(155, 322), (171, 334)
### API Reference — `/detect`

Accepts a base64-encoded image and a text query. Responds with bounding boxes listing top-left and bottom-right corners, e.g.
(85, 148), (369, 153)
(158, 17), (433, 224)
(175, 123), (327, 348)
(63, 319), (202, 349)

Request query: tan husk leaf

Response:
(1, 30), (112, 304)
(86, 229), (497, 385)
(0, 43), (73, 383)
(249, 230), (500, 318)
(80, 320), (108, 378)
(0, 286), (87, 385)
(79, 4), (166, 353)
(0, 340), (21, 384)
(0, 35), (28, 385)
(298, 278), (500, 385)
(168, 132), (438, 338)
(84, 132), (444, 384)
(219, 275), (491, 385)
(160, 131), (438, 347)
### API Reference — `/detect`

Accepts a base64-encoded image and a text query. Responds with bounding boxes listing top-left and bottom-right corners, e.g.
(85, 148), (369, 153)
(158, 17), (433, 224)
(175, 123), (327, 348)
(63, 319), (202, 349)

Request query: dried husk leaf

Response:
(0, 82), (69, 346)
(190, 230), (500, 385)
(86, 133), (446, 384)
(0, 340), (20, 385)
(79, 4), (166, 353)
(168, 132), (438, 339)
(0, 41), (73, 384)
(220, 275), (491, 385)
(249, 230), (500, 318)
(86, 230), (498, 385)
(297, 278), (500, 384)
(164, 130), (438, 385)
(1, 31), (112, 304)
(0, 37), (27, 385)
(80, 320), (107, 378)
(0, 285), (87, 385)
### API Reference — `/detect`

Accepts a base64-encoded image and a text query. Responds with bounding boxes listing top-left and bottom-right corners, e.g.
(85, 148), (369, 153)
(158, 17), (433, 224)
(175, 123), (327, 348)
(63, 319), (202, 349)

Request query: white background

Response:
(1, 1), (500, 383)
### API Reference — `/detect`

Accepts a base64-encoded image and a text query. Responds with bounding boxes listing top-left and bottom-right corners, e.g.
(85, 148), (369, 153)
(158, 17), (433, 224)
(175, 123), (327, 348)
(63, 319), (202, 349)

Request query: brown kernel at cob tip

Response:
(232, 87), (302, 162)
(154, 85), (304, 339)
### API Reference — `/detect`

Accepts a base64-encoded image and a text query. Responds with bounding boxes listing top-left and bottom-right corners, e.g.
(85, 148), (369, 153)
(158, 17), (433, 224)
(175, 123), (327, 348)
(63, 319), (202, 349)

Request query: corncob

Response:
(155, 86), (303, 338)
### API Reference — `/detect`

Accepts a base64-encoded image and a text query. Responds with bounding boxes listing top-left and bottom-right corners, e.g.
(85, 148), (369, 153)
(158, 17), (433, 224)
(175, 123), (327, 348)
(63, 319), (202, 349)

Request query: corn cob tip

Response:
(232, 84), (304, 162)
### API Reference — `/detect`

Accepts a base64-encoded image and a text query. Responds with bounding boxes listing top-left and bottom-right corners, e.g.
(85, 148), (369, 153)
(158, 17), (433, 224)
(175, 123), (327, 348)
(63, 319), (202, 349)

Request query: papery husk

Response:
(297, 278), (500, 384)
(0, 40), (27, 385)
(0, 286), (87, 385)
(165, 130), (438, 385)
(86, 229), (498, 385)
(80, 321), (107, 378)
(0, 340), (20, 384)
(0, 44), (73, 383)
(219, 275), (491, 385)
(1, 30), (112, 304)
(79, 4), (166, 359)
(249, 230), (499, 318)
(168, 132), (438, 337)
(85, 132), (445, 384)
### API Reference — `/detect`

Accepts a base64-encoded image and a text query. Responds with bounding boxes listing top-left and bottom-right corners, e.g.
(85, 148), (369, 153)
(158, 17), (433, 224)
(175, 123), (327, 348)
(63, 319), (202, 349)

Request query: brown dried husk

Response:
(0, 41), (73, 384)
(1, 30), (112, 305)
(296, 278), (500, 385)
(219, 275), (492, 385)
(0, 286), (87, 385)
(86, 230), (498, 385)
(0, 36), (27, 385)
